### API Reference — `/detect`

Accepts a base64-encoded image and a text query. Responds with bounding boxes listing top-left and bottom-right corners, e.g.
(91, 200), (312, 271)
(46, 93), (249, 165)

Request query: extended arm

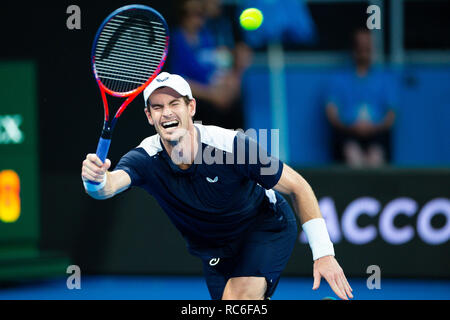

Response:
(81, 153), (131, 200)
(274, 163), (353, 300)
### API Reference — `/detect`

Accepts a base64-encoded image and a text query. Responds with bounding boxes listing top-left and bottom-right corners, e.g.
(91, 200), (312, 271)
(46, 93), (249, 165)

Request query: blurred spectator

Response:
(325, 29), (396, 167)
(203, 0), (252, 76)
(169, 0), (251, 129)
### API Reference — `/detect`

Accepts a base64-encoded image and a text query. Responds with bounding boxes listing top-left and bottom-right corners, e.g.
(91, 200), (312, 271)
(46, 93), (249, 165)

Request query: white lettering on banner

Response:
(300, 197), (450, 246)
(341, 197), (380, 245)
(0, 115), (24, 144)
(417, 198), (450, 245)
(379, 198), (417, 245)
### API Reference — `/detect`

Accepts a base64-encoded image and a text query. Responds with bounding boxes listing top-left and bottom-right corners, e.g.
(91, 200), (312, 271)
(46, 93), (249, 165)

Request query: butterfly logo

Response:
(206, 176), (218, 183)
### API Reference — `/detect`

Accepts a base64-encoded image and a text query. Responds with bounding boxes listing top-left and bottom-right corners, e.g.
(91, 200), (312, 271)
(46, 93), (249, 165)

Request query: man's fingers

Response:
(103, 159), (111, 170)
(83, 160), (106, 176)
(327, 276), (348, 300)
(87, 153), (103, 167)
(312, 272), (321, 290)
(341, 275), (353, 298)
(338, 276), (353, 299)
(82, 166), (105, 182)
(81, 154), (109, 185)
(82, 170), (100, 182)
(313, 256), (353, 300)
(334, 274), (349, 300)
(344, 275), (353, 292)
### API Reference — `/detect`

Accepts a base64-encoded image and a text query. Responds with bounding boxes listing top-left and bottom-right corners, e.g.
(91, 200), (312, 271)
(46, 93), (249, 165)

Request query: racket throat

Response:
(101, 124), (113, 140)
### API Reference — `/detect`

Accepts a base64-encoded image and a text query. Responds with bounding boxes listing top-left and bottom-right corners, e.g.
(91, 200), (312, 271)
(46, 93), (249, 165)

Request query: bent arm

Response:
(273, 163), (322, 224)
(273, 163), (353, 299)
(273, 163), (334, 260)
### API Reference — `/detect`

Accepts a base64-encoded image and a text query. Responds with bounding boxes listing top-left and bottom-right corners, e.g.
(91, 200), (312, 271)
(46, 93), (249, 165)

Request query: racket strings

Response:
(93, 10), (168, 94)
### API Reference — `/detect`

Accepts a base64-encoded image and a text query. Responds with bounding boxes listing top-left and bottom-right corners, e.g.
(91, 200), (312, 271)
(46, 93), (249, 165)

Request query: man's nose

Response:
(162, 105), (174, 117)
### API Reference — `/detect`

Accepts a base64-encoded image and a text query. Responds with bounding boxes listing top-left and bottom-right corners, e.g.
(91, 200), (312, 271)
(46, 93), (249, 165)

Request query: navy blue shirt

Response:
(115, 124), (284, 258)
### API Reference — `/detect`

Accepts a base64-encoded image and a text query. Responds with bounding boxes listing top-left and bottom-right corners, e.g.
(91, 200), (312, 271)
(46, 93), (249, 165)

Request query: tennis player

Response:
(81, 72), (353, 300)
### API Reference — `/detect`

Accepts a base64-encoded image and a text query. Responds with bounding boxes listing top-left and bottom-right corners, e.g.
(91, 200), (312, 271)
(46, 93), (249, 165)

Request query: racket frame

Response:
(90, 4), (169, 146)
(86, 5), (169, 187)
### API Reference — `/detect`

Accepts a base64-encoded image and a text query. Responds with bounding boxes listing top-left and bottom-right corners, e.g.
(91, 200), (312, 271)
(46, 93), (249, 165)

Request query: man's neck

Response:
(161, 125), (198, 170)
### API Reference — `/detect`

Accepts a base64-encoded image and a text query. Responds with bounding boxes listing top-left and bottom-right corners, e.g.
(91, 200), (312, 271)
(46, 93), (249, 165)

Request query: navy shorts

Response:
(201, 192), (298, 300)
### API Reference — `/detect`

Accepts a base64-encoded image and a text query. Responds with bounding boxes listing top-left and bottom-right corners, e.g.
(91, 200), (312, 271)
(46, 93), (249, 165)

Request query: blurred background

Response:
(0, 0), (449, 299)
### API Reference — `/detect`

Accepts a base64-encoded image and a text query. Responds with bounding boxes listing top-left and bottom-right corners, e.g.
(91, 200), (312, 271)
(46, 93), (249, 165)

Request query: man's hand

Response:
(81, 154), (131, 200)
(81, 153), (111, 184)
(312, 255), (353, 300)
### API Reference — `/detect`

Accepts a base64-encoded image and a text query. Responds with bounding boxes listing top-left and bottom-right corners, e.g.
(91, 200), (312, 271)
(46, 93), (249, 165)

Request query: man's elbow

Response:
(291, 175), (313, 198)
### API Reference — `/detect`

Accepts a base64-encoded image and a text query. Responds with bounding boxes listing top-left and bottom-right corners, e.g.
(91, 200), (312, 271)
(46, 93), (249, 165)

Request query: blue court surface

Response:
(0, 276), (449, 300)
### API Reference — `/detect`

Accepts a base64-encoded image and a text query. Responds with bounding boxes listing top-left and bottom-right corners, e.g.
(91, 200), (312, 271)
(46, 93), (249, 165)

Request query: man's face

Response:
(183, 0), (205, 31)
(353, 31), (373, 66)
(145, 87), (196, 142)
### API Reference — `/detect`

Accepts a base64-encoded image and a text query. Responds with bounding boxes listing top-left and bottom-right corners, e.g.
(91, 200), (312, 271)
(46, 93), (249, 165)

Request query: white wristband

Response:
(83, 173), (107, 192)
(302, 218), (335, 261)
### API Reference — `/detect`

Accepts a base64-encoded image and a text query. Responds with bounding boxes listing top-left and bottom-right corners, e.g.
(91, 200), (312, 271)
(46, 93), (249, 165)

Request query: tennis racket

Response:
(87, 4), (169, 186)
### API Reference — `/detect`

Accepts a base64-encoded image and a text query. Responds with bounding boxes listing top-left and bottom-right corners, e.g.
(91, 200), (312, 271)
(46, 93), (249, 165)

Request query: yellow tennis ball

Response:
(239, 8), (263, 31)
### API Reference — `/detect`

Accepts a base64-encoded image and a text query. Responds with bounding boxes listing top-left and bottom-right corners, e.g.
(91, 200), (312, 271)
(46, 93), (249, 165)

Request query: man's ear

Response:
(189, 98), (196, 118)
(144, 107), (154, 126)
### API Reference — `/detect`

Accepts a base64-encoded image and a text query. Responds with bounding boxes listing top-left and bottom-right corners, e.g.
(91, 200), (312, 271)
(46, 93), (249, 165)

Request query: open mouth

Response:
(161, 120), (179, 129)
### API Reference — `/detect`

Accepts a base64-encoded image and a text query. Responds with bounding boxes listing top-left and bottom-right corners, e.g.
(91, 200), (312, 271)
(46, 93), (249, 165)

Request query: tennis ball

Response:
(239, 8), (263, 31)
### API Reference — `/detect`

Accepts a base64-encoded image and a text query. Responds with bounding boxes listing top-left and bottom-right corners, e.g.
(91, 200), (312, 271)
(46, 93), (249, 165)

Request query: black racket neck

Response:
(101, 123), (113, 140)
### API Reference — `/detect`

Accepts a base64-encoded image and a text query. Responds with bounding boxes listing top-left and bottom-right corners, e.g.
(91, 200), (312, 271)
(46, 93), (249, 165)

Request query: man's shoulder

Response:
(137, 133), (163, 157)
(195, 123), (239, 153)
(116, 134), (161, 170)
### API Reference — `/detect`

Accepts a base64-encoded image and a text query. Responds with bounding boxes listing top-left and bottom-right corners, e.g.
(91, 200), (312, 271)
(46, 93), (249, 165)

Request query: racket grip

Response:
(84, 137), (111, 189)
(95, 137), (111, 163)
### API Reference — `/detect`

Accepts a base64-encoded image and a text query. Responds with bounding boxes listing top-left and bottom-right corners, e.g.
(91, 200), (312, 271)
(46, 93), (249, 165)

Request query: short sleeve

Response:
(114, 148), (149, 187)
(232, 132), (284, 189)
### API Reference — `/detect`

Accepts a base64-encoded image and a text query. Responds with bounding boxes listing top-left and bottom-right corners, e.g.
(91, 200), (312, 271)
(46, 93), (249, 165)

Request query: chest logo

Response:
(209, 258), (220, 266)
(206, 176), (218, 183)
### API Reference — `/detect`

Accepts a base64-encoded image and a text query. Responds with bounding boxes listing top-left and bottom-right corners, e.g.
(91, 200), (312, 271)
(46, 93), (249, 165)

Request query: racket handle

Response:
(84, 137), (111, 189)
(95, 137), (111, 163)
